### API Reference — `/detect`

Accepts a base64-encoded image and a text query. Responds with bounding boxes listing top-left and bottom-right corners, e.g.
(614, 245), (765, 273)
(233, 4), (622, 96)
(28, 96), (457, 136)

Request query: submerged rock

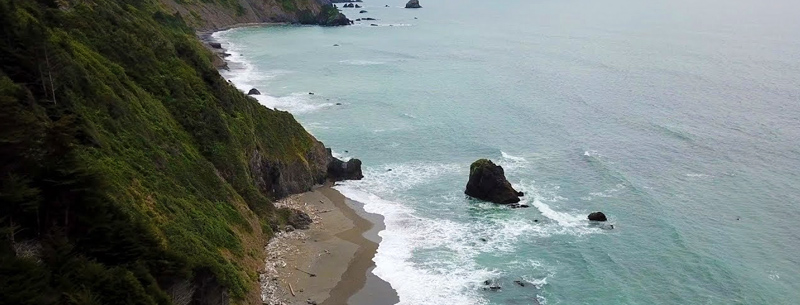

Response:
(359, 10), (368, 13)
(247, 88), (260, 95)
(588, 212), (607, 221)
(465, 159), (522, 204)
(405, 0), (422, 8)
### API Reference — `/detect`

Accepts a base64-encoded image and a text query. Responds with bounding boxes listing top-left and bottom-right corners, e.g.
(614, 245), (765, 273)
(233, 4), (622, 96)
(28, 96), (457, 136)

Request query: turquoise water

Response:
(215, 0), (800, 303)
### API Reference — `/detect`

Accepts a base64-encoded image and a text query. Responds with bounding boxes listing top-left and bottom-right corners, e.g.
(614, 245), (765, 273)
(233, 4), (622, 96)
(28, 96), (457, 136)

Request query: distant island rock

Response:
(465, 159), (523, 204)
(588, 212), (607, 221)
(247, 88), (261, 95)
(405, 0), (422, 8)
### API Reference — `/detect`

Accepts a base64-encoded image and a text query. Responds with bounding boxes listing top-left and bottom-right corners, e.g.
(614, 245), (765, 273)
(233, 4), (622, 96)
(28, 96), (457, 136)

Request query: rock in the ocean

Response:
(465, 159), (523, 204)
(247, 88), (260, 95)
(362, 17), (376, 20)
(359, 10), (368, 13)
(208, 42), (222, 49)
(588, 212), (607, 221)
(343, 3), (354, 8)
(327, 149), (364, 181)
(355, 4), (362, 8)
(405, 0), (422, 8)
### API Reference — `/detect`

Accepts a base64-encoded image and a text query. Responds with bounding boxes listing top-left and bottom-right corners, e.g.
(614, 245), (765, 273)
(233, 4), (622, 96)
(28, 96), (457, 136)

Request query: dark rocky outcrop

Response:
(362, 17), (376, 20)
(588, 212), (607, 221)
(299, 5), (352, 26)
(343, 3), (355, 8)
(288, 209), (313, 230)
(465, 159), (522, 204)
(247, 88), (261, 95)
(405, 0), (422, 9)
(359, 10), (368, 13)
(327, 149), (364, 181)
(208, 42), (222, 49)
(249, 141), (330, 199)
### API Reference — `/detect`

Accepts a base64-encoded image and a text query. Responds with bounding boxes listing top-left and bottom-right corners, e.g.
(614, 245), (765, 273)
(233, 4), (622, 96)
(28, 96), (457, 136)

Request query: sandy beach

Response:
(260, 186), (398, 305)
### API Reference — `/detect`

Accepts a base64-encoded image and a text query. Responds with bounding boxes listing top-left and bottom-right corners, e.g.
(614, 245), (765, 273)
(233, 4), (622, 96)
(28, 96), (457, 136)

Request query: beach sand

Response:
(260, 186), (398, 305)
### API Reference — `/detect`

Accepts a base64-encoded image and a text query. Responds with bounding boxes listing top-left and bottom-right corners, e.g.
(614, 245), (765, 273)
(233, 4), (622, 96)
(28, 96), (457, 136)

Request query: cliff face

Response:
(159, 0), (343, 30)
(0, 0), (345, 304)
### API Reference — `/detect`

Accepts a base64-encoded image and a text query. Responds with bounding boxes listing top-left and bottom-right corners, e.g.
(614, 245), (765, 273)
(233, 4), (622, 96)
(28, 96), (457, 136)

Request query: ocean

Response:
(214, 0), (800, 303)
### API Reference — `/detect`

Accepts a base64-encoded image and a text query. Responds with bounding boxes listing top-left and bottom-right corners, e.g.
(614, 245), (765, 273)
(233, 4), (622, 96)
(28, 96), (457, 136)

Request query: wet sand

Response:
(260, 186), (398, 305)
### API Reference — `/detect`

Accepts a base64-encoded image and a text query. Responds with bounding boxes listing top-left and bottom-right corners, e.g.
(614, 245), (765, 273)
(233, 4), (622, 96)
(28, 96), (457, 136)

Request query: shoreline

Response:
(260, 186), (398, 305)
(197, 22), (290, 71)
(193, 25), (399, 304)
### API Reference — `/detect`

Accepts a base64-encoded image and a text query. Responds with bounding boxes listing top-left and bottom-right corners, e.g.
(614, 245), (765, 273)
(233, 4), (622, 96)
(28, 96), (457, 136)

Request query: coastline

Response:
(261, 186), (398, 305)
(197, 23), (285, 70)
(196, 25), (399, 304)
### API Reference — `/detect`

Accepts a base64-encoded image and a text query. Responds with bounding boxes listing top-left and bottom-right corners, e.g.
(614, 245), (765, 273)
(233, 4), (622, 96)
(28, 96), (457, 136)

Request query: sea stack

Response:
(465, 159), (523, 204)
(247, 88), (261, 95)
(405, 0), (422, 9)
(588, 212), (607, 221)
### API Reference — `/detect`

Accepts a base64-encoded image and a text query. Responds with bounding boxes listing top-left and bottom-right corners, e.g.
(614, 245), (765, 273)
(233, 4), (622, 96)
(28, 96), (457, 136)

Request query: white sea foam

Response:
(334, 162), (602, 304)
(335, 162), (505, 304)
(501, 151), (527, 162)
(499, 151), (529, 171)
(339, 59), (386, 66)
(331, 150), (352, 161)
(588, 183), (626, 199)
(356, 23), (414, 27)
(212, 31), (332, 114)
(514, 180), (602, 236)
(335, 185), (498, 305)
(252, 93), (336, 114)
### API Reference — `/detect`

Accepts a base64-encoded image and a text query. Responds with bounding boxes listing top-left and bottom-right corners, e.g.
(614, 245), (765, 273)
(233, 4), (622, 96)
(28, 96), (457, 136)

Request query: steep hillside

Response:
(0, 0), (348, 304)
(159, 0), (350, 30)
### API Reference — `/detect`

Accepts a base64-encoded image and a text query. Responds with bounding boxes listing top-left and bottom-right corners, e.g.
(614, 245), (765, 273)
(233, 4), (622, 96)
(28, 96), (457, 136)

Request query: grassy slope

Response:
(0, 0), (324, 303)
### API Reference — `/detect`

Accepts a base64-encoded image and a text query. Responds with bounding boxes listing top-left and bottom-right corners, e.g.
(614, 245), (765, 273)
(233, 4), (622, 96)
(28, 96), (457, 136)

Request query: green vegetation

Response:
(279, 0), (298, 12)
(470, 159), (494, 174)
(0, 0), (323, 303)
(299, 4), (350, 26)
